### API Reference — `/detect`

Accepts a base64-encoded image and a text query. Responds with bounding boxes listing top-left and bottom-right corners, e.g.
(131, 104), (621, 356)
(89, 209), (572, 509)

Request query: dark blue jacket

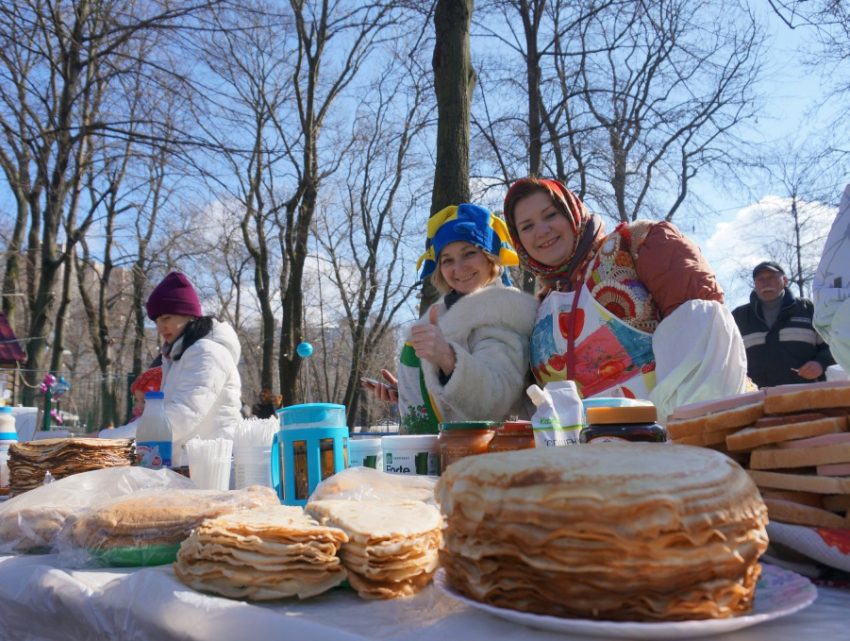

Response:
(732, 289), (835, 388)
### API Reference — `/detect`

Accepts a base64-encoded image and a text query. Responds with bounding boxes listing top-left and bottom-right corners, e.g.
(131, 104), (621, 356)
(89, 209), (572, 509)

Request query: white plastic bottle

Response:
(136, 391), (172, 469)
(0, 406), (18, 487)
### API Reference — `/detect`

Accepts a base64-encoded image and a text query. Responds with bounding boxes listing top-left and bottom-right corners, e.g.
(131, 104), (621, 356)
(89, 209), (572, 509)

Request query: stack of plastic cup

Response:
(185, 437), (233, 491)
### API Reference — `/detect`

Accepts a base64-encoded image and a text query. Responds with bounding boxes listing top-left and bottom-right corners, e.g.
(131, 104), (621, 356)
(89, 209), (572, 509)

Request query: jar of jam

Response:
(580, 406), (667, 443)
(437, 422), (495, 473)
(488, 420), (535, 453)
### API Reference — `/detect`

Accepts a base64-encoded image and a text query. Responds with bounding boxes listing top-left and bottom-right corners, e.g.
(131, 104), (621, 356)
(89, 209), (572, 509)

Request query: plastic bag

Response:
(307, 466), (438, 505)
(527, 381), (583, 447)
(0, 466), (197, 554)
(813, 183), (850, 374)
(56, 485), (279, 568)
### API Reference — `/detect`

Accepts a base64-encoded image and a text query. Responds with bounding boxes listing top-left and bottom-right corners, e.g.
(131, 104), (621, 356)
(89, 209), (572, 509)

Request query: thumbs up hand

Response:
(410, 304), (457, 376)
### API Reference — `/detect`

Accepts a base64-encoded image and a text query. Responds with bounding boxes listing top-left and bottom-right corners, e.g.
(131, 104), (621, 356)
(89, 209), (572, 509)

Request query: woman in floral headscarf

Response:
(502, 178), (748, 418)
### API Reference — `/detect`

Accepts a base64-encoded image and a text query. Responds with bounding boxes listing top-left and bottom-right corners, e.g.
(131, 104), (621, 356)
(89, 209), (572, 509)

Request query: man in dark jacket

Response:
(733, 261), (835, 387)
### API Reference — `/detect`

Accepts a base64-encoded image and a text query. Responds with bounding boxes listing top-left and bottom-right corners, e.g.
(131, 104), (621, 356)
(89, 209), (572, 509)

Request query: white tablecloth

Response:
(0, 555), (848, 641)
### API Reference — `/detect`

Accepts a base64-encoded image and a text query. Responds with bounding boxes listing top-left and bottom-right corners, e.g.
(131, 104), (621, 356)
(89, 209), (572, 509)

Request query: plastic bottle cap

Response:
(144, 391), (165, 399)
(586, 405), (658, 424)
(0, 432), (17, 440)
(0, 407), (11, 413)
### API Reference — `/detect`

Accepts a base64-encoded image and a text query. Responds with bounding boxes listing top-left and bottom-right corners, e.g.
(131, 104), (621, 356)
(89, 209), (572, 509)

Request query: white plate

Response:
(434, 564), (817, 639)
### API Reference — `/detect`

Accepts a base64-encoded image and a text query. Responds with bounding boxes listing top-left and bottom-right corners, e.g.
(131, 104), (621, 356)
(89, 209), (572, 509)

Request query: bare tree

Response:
(0, 0), (222, 404)
(421, 0), (476, 312)
(313, 50), (431, 428)
(275, 0), (402, 405)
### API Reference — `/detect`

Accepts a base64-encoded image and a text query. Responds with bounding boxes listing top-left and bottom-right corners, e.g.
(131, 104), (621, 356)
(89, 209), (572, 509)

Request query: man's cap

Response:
(752, 261), (785, 279)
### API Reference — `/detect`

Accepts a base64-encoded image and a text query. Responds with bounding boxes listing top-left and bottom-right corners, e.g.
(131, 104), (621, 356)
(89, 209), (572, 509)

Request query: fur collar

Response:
(413, 283), (539, 340)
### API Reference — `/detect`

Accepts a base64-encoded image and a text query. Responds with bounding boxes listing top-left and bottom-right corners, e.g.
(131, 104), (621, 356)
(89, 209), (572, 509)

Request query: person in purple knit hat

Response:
(145, 272), (242, 466)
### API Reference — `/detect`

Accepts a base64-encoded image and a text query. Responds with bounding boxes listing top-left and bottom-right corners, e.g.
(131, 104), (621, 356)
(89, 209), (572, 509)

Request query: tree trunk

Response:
(424, 0), (476, 314)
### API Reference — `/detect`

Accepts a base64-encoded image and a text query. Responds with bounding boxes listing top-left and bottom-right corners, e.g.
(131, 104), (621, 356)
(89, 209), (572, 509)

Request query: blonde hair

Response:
(430, 248), (502, 295)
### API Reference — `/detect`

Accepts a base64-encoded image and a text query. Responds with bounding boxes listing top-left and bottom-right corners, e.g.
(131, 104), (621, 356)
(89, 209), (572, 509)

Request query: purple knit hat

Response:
(146, 272), (203, 320)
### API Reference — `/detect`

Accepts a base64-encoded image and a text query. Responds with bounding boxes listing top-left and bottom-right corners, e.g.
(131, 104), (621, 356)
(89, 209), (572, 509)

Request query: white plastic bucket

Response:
(381, 435), (439, 476)
(348, 438), (383, 471)
(233, 445), (273, 489)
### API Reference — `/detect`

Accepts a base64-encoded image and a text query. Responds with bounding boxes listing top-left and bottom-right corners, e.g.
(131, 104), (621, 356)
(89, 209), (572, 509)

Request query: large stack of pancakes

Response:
(307, 499), (442, 599)
(436, 444), (768, 622)
(174, 506), (349, 600)
(668, 382), (850, 529)
(61, 486), (278, 558)
(8, 438), (136, 496)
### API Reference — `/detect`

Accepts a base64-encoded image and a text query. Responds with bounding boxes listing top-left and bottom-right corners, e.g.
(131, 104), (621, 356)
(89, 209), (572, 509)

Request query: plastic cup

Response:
(233, 445), (273, 489)
(188, 455), (232, 491)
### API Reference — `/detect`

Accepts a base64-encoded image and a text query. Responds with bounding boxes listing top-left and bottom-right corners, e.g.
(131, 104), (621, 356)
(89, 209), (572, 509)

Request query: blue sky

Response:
(688, 5), (847, 309)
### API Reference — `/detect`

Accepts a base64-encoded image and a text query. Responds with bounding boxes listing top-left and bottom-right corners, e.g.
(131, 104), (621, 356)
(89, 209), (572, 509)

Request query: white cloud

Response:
(702, 195), (837, 309)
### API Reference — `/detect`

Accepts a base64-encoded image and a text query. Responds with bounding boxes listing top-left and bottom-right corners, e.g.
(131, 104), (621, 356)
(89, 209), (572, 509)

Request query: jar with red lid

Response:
(437, 422), (495, 473)
(580, 405), (667, 444)
(488, 420), (535, 453)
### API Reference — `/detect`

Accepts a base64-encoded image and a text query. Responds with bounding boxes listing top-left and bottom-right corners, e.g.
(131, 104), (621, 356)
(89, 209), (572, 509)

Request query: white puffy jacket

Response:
(161, 319), (243, 465)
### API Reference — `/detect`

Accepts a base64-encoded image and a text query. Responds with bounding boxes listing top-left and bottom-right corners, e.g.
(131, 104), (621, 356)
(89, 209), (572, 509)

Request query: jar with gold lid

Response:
(437, 421), (495, 473)
(488, 420), (535, 453)
(580, 405), (667, 444)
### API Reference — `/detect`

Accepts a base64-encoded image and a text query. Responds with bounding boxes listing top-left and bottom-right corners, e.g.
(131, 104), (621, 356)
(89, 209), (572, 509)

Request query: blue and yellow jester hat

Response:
(416, 203), (519, 285)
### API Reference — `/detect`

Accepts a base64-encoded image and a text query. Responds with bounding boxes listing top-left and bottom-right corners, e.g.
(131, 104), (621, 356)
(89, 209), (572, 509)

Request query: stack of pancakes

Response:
(8, 438), (136, 495)
(307, 499), (442, 599)
(61, 486), (278, 554)
(436, 444), (768, 621)
(174, 506), (349, 600)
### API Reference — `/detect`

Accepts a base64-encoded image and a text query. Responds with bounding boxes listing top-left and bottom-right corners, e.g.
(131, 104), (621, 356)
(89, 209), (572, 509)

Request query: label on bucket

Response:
(385, 450), (439, 476)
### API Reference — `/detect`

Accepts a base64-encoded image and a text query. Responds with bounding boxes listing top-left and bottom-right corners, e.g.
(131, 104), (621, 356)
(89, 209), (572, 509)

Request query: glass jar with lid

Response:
(580, 405), (667, 444)
(437, 421), (495, 473)
(488, 420), (535, 453)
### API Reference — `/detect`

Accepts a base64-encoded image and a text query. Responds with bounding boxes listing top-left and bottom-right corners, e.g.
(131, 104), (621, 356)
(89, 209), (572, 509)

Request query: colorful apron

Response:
(397, 340), (442, 434)
(530, 283), (658, 400)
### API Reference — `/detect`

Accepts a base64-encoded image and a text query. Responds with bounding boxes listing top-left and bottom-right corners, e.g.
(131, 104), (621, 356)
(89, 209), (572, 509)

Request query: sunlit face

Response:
(513, 191), (576, 267)
(754, 269), (788, 303)
(438, 242), (494, 294)
(154, 314), (194, 344)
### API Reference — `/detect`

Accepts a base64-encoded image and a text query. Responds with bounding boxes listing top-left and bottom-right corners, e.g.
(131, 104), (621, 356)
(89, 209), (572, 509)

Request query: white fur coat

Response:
(410, 283), (539, 422)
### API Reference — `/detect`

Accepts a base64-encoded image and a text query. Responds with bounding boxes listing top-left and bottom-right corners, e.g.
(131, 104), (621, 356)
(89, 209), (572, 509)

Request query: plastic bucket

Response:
(348, 438), (383, 471)
(233, 445), (273, 489)
(381, 435), (439, 476)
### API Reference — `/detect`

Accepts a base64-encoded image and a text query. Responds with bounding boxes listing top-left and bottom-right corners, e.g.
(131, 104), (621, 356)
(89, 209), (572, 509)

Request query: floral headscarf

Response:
(504, 178), (605, 290)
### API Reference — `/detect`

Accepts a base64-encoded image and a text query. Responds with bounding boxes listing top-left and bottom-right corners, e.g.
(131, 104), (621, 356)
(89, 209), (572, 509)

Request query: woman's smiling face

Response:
(438, 242), (493, 294)
(513, 191), (576, 267)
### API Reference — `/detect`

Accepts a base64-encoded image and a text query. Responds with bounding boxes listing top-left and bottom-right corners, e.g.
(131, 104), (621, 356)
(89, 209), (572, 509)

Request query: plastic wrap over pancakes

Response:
(435, 444), (769, 622)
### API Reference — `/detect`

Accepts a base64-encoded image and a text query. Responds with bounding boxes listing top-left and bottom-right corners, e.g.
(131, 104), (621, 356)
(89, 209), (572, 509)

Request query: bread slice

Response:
(754, 412), (827, 428)
(666, 403), (763, 439)
(760, 490), (825, 509)
(671, 391), (765, 420)
(763, 498), (849, 528)
(773, 432), (850, 449)
(726, 416), (847, 452)
(750, 443), (850, 470)
(763, 380), (850, 414)
(748, 470), (850, 494)
(672, 426), (743, 447)
(823, 494), (850, 512)
(817, 462), (850, 476)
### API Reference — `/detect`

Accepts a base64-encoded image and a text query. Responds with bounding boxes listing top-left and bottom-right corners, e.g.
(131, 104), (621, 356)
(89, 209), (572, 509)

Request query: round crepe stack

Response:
(307, 499), (443, 599)
(174, 506), (349, 600)
(8, 438), (136, 495)
(61, 486), (279, 553)
(436, 444), (768, 622)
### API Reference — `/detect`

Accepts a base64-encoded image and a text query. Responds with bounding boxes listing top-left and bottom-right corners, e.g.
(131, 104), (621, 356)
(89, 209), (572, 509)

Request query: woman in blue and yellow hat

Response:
(364, 203), (539, 433)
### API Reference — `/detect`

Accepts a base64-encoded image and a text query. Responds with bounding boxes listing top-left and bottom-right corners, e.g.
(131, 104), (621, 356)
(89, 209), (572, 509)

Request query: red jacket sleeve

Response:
(635, 221), (724, 318)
